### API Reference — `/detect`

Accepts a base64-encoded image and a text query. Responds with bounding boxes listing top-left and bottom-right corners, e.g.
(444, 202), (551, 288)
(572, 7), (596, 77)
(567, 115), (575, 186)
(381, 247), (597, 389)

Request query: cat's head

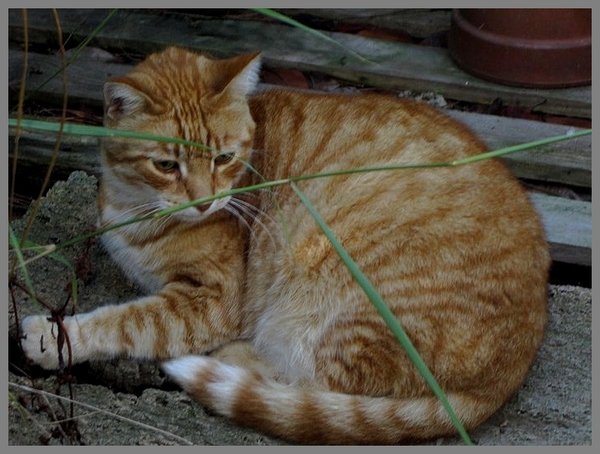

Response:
(101, 47), (261, 221)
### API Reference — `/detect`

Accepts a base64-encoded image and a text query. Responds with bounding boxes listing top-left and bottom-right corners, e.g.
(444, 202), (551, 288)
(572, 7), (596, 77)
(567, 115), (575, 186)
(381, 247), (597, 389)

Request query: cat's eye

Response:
(154, 160), (179, 172)
(214, 153), (234, 166)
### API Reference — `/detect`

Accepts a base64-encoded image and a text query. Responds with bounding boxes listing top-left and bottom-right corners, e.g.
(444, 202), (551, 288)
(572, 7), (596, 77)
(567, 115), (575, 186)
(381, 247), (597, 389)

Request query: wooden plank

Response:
(9, 49), (590, 190)
(446, 111), (591, 189)
(9, 131), (102, 181)
(8, 49), (131, 110)
(8, 9), (590, 118)
(529, 193), (591, 267)
(275, 9), (453, 38)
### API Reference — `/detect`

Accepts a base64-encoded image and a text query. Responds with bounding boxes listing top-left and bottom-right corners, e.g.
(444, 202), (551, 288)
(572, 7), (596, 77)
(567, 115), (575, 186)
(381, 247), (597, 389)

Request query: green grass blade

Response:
(10, 235), (78, 309)
(64, 10), (119, 64)
(290, 182), (474, 445)
(450, 129), (592, 165)
(252, 8), (376, 65)
(8, 118), (213, 152)
(9, 226), (38, 305)
(7, 118), (591, 260)
(18, 239), (73, 269)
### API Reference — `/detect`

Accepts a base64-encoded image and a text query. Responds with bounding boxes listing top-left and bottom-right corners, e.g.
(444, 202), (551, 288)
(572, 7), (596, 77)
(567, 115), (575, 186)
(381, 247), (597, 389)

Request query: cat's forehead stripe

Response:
(168, 102), (218, 159)
(169, 143), (213, 161)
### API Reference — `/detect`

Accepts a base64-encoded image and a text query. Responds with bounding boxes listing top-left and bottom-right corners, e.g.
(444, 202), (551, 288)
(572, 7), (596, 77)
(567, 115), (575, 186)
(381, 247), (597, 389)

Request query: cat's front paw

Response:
(20, 315), (65, 370)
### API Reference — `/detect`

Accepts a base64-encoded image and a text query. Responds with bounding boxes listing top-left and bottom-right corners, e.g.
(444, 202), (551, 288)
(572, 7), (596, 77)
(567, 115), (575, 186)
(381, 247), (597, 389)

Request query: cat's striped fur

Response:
(21, 47), (550, 444)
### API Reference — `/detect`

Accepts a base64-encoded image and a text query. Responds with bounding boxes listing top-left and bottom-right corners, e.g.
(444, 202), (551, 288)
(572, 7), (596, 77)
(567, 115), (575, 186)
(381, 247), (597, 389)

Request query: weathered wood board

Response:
(529, 193), (591, 267)
(279, 9), (453, 38)
(8, 9), (591, 118)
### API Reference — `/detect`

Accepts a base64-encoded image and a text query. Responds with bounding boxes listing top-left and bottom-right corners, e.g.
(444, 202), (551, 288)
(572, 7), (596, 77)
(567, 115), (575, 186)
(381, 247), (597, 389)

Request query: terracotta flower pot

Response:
(448, 9), (591, 88)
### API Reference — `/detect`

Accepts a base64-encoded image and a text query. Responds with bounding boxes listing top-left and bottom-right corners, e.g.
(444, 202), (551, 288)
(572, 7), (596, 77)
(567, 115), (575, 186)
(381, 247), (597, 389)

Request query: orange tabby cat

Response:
(21, 46), (550, 444)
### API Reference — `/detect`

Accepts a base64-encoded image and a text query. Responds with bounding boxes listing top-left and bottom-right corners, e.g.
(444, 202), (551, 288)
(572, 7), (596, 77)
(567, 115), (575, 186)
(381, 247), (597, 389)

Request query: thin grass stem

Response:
(252, 8), (376, 65)
(9, 226), (38, 305)
(8, 118), (213, 152)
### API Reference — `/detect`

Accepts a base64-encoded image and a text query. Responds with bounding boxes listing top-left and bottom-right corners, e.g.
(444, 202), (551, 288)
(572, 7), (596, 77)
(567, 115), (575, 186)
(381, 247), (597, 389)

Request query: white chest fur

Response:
(100, 226), (164, 294)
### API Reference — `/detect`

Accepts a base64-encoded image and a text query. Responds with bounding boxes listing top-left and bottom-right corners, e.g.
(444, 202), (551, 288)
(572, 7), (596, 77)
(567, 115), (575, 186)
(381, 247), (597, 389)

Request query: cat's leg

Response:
(21, 280), (243, 370)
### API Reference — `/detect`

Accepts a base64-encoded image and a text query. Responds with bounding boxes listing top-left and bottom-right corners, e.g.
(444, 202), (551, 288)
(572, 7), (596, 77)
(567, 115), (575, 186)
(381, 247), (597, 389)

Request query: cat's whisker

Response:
(151, 208), (174, 231)
(233, 189), (299, 251)
(223, 204), (253, 232)
(102, 201), (179, 239)
(229, 196), (263, 222)
(226, 198), (277, 246)
(103, 201), (163, 225)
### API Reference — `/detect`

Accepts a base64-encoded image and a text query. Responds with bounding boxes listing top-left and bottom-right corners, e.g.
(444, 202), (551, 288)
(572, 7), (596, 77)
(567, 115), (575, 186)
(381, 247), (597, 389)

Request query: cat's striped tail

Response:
(162, 355), (492, 445)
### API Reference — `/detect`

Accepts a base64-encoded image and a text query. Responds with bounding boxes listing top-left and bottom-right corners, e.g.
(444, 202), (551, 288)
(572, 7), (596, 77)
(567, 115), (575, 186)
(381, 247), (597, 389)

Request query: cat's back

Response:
(250, 90), (485, 168)
(248, 90), (543, 241)
(245, 91), (549, 389)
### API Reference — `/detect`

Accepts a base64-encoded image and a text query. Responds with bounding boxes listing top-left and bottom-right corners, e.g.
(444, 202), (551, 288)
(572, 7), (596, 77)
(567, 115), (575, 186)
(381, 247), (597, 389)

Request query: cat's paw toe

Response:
(20, 315), (62, 370)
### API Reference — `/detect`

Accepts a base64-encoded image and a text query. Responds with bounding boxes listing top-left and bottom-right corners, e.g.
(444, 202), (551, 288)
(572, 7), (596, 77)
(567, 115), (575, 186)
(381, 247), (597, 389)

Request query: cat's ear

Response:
(103, 81), (151, 123)
(209, 52), (261, 99)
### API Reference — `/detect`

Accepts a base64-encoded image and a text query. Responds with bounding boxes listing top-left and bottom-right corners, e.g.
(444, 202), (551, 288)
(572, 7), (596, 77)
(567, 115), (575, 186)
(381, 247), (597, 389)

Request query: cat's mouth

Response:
(195, 203), (212, 213)
(176, 196), (232, 221)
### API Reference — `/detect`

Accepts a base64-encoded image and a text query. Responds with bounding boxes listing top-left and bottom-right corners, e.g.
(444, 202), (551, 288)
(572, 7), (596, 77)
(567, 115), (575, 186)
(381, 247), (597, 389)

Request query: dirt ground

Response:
(8, 171), (591, 446)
